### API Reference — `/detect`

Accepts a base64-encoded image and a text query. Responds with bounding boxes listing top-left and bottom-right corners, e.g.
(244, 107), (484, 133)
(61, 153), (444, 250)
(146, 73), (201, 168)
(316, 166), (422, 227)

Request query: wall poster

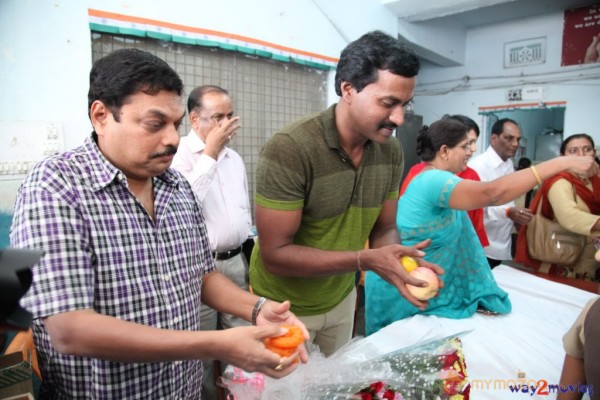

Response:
(562, 4), (600, 66)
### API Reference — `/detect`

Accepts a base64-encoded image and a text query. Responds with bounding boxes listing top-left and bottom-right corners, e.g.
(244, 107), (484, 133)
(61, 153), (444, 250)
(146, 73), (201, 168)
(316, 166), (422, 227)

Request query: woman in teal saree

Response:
(365, 118), (598, 335)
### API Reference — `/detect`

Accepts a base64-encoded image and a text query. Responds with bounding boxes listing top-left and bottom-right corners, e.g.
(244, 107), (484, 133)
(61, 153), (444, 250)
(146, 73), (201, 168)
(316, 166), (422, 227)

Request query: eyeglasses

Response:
(565, 146), (595, 155)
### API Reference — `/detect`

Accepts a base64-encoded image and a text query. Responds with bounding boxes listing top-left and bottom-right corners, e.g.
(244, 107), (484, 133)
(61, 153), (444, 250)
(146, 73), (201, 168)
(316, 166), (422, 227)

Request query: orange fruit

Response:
(264, 325), (304, 358)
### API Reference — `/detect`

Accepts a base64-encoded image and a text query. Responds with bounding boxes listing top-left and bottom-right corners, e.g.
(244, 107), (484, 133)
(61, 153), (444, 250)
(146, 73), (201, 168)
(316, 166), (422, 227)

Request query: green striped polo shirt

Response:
(249, 104), (403, 316)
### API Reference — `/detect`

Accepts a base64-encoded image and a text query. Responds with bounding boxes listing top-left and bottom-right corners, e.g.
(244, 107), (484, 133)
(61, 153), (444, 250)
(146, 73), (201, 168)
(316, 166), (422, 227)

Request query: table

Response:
(364, 265), (598, 399)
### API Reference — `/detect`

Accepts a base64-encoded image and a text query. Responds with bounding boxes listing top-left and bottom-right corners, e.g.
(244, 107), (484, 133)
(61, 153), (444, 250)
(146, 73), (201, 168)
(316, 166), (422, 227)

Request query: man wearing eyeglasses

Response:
(171, 85), (252, 399)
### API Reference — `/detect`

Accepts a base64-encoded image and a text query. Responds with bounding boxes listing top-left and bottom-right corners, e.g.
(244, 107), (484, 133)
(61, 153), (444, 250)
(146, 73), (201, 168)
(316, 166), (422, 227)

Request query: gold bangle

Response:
(530, 165), (542, 185)
(356, 250), (362, 272)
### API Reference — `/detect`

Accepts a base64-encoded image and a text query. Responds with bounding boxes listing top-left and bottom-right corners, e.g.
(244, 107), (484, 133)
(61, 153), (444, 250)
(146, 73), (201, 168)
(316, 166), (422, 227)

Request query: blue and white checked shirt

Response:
(11, 137), (214, 399)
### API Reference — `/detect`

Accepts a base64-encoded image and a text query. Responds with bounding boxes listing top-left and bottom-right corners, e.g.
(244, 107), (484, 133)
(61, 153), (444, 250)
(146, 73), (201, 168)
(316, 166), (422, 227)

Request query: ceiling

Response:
(382, 0), (595, 29)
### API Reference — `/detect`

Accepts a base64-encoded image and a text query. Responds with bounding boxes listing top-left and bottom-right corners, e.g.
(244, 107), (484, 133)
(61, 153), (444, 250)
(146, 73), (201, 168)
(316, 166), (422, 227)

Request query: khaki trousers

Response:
(298, 288), (357, 356)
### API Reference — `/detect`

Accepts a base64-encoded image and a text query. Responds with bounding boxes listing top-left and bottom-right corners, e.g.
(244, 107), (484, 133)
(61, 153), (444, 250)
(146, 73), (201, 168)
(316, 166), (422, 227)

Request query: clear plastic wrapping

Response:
(220, 334), (470, 400)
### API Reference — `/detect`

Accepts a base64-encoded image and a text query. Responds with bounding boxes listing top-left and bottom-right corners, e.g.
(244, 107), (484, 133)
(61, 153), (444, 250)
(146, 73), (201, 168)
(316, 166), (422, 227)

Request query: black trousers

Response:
(487, 257), (502, 269)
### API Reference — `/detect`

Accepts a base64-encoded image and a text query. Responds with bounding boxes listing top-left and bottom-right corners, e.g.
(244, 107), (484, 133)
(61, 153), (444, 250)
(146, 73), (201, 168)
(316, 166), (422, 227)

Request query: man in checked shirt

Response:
(10, 48), (307, 399)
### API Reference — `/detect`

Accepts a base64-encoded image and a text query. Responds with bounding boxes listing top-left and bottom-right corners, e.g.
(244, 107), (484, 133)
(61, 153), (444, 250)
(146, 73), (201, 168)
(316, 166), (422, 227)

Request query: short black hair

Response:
(334, 30), (420, 96)
(517, 157), (532, 170)
(491, 118), (519, 136)
(88, 48), (184, 138)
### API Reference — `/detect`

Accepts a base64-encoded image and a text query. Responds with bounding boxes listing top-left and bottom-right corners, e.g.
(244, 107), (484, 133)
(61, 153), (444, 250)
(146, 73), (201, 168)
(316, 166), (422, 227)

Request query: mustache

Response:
(150, 145), (178, 159)
(378, 121), (398, 130)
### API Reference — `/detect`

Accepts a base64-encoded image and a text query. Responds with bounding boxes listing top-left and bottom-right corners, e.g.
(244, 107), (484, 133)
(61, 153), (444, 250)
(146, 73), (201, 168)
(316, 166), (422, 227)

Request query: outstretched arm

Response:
(449, 156), (598, 210)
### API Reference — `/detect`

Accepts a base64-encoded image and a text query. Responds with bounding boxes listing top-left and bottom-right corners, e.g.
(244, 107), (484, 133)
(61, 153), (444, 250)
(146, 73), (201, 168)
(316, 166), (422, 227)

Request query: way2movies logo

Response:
(508, 370), (594, 396)
(508, 380), (593, 396)
(472, 370), (594, 396)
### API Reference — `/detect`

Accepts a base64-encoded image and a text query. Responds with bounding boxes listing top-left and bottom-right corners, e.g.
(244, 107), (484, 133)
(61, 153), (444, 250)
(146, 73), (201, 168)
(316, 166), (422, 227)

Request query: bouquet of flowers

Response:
(351, 336), (469, 399)
(220, 334), (470, 400)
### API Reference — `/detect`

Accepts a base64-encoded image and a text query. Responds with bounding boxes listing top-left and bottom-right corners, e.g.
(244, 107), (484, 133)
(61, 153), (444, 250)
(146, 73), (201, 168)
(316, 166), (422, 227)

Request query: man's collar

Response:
(485, 145), (510, 167)
(323, 104), (341, 149)
(325, 104), (372, 151)
(186, 129), (206, 152)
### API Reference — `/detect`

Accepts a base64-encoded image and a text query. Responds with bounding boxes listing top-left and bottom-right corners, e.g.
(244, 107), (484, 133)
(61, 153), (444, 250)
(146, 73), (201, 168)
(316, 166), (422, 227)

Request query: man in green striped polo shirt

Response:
(249, 31), (443, 355)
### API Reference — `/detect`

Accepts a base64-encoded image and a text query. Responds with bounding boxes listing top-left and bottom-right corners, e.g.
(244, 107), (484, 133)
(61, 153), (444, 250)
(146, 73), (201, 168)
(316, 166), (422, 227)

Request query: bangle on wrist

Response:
(356, 250), (362, 272)
(530, 165), (542, 185)
(252, 296), (267, 325)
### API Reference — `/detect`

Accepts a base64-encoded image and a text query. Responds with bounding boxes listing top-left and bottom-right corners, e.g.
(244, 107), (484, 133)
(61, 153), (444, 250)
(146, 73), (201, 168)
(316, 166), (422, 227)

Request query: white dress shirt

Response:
(468, 146), (516, 260)
(171, 130), (252, 252)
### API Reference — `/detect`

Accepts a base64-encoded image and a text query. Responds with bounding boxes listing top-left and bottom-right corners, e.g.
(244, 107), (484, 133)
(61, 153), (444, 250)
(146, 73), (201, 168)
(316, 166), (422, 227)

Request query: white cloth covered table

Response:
(364, 265), (598, 399)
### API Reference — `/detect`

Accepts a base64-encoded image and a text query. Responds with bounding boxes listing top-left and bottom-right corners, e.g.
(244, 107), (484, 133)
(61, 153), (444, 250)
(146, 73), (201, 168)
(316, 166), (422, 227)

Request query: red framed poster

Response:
(562, 4), (600, 66)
